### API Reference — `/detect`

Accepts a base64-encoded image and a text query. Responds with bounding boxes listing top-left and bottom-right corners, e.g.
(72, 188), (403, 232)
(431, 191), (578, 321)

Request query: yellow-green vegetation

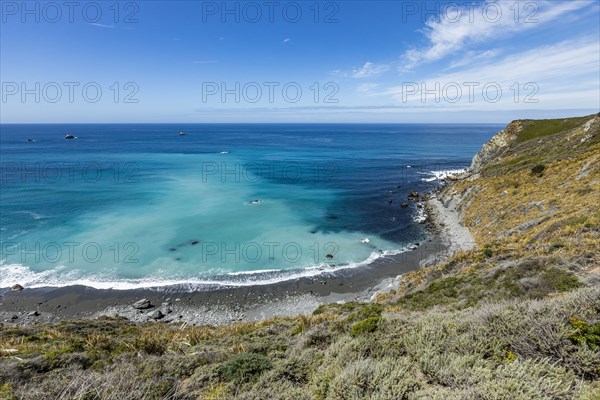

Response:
(516, 115), (593, 142)
(0, 289), (598, 399)
(380, 113), (599, 310)
(1, 114), (599, 400)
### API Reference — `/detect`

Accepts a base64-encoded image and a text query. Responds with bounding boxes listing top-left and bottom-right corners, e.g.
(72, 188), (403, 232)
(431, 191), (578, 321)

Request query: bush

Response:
(540, 267), (580, 292)
(548, 243), (564, 252)
(482, 246), (493, 258)
(350, 317), (381, 337)
(531, 164), (545, 176)
(219, 353), (272, 383)
(569, 316), (600, 350)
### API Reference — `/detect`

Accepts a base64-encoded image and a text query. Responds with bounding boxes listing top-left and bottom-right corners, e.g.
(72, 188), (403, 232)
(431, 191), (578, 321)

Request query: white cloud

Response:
(88, 23), (115, 29)
(352, 62), (390, 78)
(401, 0), (592, 70)
(388, 39), (600, 110)
(357, 83), (379, 94)
(447, 49), (500, 69)
(283, 38), (292, 44)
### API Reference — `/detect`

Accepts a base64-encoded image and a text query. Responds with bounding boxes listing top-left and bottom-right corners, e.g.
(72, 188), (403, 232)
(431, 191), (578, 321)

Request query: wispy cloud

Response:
(332, 62), (391, 79)
(283, 38), (292, 44)
(88, 23), (115, 29)
(357, 83), (380, 94)
(401, 0), (592, 70)
(447, 49), (500, 69)
(352, 62), (390, 78)
(388, 38), (600, 109)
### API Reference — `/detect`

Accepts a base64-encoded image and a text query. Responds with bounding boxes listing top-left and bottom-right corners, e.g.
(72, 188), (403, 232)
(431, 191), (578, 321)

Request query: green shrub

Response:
(569, 316), (600, 350)
(132, 336), (167, 355)
(483, 246), (493, 258)
(540, 267), (580, 292)
(350, 317), (381, 337)
(548, 242), (564, 252)
(344, 303), (383, 326)
(531, 164), (545, 176)
(219, 353), (272, 383)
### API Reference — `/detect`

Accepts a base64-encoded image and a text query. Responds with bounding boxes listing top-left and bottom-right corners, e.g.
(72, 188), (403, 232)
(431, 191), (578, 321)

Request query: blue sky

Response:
(1, 0), (599, 122)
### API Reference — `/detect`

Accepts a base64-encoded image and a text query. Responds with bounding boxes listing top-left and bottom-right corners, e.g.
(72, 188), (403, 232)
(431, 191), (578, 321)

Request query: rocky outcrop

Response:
(132, 299), (153, 310)
(468, 120), (523, 175)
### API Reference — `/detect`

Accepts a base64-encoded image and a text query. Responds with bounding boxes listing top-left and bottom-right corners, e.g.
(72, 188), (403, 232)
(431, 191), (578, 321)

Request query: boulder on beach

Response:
(11, 284), (24, 292)
(132, 299), (153, 310)
(148, 310), (164, 320)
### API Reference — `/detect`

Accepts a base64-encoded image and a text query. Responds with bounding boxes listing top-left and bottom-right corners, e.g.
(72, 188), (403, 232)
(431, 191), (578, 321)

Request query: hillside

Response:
(1, 114), (599, 400)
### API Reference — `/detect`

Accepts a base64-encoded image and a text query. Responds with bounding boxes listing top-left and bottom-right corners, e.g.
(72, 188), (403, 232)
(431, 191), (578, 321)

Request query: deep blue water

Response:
(0, 123), (500, 289)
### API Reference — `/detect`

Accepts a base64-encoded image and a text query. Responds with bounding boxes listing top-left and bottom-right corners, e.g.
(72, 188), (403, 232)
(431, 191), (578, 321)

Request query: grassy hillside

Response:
(1, 114), (599, 400)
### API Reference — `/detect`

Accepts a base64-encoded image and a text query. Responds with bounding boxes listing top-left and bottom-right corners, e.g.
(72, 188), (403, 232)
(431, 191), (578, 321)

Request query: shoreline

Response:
(0, 188), (472, 326)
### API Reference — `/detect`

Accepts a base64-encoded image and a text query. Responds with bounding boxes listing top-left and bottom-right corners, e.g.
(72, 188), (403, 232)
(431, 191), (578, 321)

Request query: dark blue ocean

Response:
(0, 124), (500, 289)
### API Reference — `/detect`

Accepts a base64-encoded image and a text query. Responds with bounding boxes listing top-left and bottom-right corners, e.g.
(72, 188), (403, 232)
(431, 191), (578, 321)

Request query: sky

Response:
(0, 0), (599, 123)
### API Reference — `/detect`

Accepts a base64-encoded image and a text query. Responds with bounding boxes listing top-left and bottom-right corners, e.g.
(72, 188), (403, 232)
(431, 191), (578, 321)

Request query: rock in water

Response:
(11, 284), (24, 292)
(408, 190), (420, 200)
(132, 299), (153, 309)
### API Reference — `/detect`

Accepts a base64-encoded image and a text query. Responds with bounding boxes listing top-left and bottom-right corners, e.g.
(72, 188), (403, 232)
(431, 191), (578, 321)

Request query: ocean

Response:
(0, 123), (501, 290)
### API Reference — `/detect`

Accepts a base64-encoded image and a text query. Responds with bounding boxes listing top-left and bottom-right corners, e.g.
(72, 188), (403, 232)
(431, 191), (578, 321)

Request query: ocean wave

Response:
(413, 204), (428, 224)
(15, 211), (45, 220)
(419, 169), (466, 182)
(0, 248), (412, 291)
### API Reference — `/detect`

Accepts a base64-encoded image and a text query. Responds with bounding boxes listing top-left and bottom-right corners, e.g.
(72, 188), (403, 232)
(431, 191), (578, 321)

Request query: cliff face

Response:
(469, 113), (599, 177)
(468, 119), (524, 175)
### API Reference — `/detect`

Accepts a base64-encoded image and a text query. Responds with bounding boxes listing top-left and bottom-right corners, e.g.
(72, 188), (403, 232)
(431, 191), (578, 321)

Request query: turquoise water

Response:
(0, 124), (499, 289)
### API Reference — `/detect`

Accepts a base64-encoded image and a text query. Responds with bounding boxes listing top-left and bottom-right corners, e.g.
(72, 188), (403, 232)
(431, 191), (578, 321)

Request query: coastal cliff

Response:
(1, 115), (599, 400)
(379, 113), (599, 309)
